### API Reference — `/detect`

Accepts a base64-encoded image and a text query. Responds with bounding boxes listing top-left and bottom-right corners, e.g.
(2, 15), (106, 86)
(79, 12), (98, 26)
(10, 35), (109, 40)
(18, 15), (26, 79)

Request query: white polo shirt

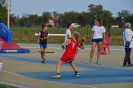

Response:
(123, 28), (133, 48)
(92, 25), (106, 39)
(64, 29), (71, 42)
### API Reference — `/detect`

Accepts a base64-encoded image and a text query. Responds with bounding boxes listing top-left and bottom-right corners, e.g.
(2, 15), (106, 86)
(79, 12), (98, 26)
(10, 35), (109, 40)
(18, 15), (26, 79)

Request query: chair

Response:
(101, 38), (111, 55)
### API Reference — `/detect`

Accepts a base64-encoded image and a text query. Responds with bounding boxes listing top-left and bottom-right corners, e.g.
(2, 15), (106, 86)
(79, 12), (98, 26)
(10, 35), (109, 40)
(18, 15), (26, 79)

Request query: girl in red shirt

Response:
(51, 31), (84, 78)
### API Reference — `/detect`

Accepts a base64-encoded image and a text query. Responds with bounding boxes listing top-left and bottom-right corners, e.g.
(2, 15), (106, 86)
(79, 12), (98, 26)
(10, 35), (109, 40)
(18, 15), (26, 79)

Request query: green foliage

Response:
(18, 19), (24, 26)
(42, 11), (52, 24)
(116, 10), (132, 27)
(0, 84), (13, 88)
(0, 0), (7, 23)
(87, 4), (103, 27)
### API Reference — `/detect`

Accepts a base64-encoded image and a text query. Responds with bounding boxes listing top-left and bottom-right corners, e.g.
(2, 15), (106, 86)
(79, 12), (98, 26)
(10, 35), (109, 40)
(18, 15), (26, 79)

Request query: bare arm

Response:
(91, 31), (94, 43)
(67, 34), (71, 39)
(38, 36), (43, 40)
(78, 41), (84, 49)
(91, 31), (94, 39)
(61, 39), (71, 50)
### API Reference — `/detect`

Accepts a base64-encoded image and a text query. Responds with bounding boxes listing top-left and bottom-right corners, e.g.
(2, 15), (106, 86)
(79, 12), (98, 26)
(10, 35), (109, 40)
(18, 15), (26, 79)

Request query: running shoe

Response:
(51, 74), (61, 78)
(75, 72), (80, 77)
(86, 60), (92, 64)
(41, 60), (45, 64)
(96, 60), (101, 65)
(41, 59), (45, 64)
(122, 65), (128, 67)
(127, 64), (132, 67)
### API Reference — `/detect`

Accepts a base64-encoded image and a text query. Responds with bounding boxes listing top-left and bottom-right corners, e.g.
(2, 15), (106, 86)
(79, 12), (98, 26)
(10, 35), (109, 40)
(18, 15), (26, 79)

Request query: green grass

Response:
(10, 27), (124, 35)
(0, 85), (13, 88)
(10, 27), (92, 35)
(10, 27), (124, 45)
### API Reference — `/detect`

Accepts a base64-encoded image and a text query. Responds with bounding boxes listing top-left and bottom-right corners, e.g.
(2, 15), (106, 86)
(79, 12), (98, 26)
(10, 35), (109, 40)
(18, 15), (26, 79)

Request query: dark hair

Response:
(67, 23), (72, 28)
(96, 18), (102, 26)
(42, 25), (47, 29)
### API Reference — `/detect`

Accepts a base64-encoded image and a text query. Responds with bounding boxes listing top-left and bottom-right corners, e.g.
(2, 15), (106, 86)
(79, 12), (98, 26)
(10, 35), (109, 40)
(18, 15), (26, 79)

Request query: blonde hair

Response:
(73, 31), (80, 41)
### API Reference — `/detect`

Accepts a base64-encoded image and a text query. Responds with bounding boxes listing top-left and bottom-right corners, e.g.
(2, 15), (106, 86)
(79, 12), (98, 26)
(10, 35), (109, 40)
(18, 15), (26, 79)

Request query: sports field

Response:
(0, 44), (133, 88)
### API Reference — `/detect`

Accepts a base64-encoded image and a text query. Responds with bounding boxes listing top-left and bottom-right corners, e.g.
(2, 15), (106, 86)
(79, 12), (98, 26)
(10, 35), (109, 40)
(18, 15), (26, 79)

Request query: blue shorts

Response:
(92, 38), (103, 43)
(40, 44), (47, 49)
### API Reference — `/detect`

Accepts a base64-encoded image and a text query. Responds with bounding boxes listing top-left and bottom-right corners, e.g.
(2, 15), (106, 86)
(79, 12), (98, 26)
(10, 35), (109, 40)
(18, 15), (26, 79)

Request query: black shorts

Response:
(92, 38), (103, 43)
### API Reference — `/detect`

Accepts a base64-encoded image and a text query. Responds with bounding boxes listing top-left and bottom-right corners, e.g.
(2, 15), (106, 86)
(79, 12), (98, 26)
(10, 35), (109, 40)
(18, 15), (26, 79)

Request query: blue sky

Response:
(11, 0), (133, 17)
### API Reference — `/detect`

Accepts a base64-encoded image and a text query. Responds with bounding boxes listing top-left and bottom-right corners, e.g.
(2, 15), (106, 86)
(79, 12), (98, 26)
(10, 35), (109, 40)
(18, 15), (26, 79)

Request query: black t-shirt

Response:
(39, 30), (48, 45)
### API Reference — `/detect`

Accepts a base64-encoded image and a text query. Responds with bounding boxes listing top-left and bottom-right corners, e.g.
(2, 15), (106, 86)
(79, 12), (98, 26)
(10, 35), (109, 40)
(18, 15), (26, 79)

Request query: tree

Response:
(18, 18), (24, 26)
(0, 0), (7, 23)
(87, 4), (104, 27)
(125, 14), (133, 25)
(117, 10), (131, 27)
(42, 11), (52, 24)
(22, 13), (30, 26)
(102, 10), (113, 37)
(58, 11), (79, 24)
(102, 10), (112, 27)
(10, 14), (17, 26)
(28, 14), (38, 26)
(77, 11), (88, 27)
(36, 16), (42, 25)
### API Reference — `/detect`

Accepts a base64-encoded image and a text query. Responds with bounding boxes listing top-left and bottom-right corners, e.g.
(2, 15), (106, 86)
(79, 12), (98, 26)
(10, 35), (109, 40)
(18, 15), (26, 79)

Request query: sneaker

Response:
(86, 60), (92, 64)
(41, 59), (45, 63)
(123, 64), (132, 67)
(96, 60), (101, 65)
(75, 72), (80, 77)
(127, 64), (132, 67)
(41, 61), (45, 63)
(51, 74), (61, 78)
(122, 65), (128, 67)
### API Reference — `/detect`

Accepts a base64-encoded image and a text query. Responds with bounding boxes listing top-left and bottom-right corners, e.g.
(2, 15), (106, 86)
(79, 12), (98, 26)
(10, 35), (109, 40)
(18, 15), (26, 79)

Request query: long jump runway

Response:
(1, 54), (133, 86)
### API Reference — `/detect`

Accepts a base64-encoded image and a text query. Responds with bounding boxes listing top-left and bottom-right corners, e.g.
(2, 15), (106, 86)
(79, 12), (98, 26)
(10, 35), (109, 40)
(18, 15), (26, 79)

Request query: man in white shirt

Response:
(64, 23), (73, 43)
(64, 23), (73, 63)
(123, 22), (133, 67)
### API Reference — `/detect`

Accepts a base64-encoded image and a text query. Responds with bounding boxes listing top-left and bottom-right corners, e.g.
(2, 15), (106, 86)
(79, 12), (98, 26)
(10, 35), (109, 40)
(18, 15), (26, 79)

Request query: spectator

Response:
(86, 18), (106, 65)
(123, 22), (133, 67)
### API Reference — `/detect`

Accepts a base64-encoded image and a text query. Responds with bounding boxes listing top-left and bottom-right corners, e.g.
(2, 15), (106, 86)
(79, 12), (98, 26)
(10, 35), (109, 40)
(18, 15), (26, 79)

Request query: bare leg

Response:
(40, 48), (45, 61)
(90, 42), (97, 60)
(70, 61), (77, 72)
(97, 42), (102, 61)
(56, 60), (64, 73)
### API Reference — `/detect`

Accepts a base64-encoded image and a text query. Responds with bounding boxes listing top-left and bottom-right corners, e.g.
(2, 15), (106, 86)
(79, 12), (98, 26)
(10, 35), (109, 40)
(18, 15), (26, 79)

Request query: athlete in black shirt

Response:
(38, 25), (48, 63)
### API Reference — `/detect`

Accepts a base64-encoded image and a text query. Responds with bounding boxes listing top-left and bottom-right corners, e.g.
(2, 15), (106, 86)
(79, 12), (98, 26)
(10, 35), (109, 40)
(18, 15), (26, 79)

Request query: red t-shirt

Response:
(64, 39), (79, 56)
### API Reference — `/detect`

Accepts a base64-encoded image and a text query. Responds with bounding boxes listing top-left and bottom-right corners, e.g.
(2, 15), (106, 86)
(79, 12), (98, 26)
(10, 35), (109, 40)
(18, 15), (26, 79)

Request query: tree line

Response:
(0, 0), (133, 28)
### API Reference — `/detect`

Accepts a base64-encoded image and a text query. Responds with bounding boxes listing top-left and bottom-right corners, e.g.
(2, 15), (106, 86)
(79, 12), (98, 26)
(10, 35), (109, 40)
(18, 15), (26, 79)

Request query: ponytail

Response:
(96, 18), (102, 26)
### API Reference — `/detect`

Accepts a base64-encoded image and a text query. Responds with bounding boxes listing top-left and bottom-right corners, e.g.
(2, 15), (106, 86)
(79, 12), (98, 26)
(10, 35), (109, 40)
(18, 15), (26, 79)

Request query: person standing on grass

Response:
(86, 18), (106, 65)
(38, 25), (48, 63)
(123, 23), (133, 67)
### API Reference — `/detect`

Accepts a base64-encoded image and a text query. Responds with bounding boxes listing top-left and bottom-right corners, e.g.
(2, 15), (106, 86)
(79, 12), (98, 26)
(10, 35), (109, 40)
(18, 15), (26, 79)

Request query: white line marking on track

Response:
(2, 71), (97, 88)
